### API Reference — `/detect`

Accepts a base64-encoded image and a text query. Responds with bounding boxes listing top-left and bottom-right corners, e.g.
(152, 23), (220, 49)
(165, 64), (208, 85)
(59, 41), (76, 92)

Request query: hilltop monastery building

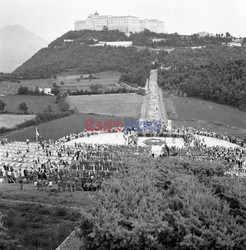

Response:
(75, 11), (164, 34)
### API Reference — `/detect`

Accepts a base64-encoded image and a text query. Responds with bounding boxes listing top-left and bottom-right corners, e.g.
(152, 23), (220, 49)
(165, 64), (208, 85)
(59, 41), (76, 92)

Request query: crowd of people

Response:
(1, 124), (246, 190)
(0, 137), (150, 191)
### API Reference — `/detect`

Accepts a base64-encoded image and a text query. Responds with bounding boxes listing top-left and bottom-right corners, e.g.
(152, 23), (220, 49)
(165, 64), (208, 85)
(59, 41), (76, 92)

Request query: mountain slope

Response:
(0, 25), (48, 73)
(12, 30), (156, 86)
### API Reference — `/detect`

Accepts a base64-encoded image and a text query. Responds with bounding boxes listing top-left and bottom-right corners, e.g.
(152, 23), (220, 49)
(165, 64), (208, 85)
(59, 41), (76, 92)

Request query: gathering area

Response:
(1, 125), (246, 191)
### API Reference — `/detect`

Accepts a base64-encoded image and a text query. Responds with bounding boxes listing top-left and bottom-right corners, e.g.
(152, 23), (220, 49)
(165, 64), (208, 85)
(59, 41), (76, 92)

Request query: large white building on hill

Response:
(74, 11), (165, 34)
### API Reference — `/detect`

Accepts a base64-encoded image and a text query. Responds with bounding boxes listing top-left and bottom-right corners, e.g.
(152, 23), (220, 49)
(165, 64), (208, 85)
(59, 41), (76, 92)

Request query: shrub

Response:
(0, 100), (6, 111)
(80, 157), (246, 249)
(137, 88), (146, 96)
(18, 102), (28, 114)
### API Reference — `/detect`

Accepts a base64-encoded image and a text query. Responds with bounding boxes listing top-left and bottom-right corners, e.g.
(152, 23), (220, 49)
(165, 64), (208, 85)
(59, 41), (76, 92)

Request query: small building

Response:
(92, 41), (133, 47)
(151, 38), (166, 42)
(228, 42), (241, 47)
(38, 87), (52, 95)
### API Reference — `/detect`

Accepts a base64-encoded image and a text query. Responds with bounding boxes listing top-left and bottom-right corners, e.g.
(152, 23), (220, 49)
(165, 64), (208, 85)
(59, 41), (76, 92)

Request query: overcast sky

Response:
(0, 0), (245, 42)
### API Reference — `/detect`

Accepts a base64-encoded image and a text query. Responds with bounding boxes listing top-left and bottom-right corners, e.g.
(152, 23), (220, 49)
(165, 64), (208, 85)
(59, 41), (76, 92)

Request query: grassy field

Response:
(68, 93), (143, 118)
(57, 71), (121, 92)
(0, 182), (93, 250)
(0, 95), (60, 114)
(163, 93), (246, 139)
(0, 114), (36, 128)
(0, 181), (95, 250)
(0, 78), (53, 95)
(0, 183), (93, 208)
(0, 71), (121, 95)
(0, 113), (133, 142)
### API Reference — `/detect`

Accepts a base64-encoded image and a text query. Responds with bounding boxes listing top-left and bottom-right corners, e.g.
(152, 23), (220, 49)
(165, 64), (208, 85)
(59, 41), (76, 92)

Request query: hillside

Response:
(158, 46), (246, 110)
(13, 30), (157, 86)
(0, 25), (48, 73)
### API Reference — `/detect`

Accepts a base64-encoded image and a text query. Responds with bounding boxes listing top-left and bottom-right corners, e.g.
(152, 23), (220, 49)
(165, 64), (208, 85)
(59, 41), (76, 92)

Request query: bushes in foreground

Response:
(80, 157), (246, 249)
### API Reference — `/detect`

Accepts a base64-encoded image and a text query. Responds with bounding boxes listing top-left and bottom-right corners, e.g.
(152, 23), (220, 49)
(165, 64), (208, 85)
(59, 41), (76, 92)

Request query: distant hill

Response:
(0, 25), (48, 73)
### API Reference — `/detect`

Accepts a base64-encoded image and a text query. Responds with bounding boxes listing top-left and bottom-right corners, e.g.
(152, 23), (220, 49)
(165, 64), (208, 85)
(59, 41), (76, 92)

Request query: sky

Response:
(0, 0), (245, 42)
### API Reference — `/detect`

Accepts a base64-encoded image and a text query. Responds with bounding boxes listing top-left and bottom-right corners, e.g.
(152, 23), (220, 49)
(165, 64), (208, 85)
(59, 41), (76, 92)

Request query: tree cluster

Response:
(55, 92), (70, 112)
(68, 87), (135, 96)
(130, 29), (234, 48)
(158, 46), (246, 110)
(17, 86), (48, 96)
(0, 73), (20, 83)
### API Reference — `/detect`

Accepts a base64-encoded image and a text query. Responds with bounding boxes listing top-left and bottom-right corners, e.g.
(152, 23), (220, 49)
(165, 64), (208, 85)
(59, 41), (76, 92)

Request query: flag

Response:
(36, 127), (40, 137)
(165, 144), (170, 157)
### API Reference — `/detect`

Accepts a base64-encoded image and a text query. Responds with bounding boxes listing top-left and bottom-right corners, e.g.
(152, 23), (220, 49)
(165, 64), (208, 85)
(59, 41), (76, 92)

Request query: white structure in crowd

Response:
(75, 11), (164, 34)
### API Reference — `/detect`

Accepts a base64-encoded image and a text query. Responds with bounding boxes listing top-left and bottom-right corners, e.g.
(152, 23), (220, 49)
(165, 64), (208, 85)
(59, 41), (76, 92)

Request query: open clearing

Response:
(58, 70), (121, 92)
(68, 93), (143, 118)
(0, 113), (133, 142)
(0, 95), (60, 114)
(163, 93), (246, 139)
(0, 114), (36, 128)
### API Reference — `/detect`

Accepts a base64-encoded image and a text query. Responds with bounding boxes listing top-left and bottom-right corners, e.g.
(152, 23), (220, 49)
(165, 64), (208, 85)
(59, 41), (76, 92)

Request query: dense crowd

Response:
(0, 138), (150, 191)
(1, 125), (246, 190)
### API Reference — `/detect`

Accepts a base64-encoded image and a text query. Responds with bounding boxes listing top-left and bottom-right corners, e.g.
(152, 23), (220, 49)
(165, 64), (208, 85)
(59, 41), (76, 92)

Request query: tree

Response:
(58, 100), (69, 111)
(52, 85), (60, 96)
(0, 100), (6, 112)
(103, 26), (108, 31)
(18, 102), (28, 114)
(17, 86), (29, 95)
(226, 32), (231, 39)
